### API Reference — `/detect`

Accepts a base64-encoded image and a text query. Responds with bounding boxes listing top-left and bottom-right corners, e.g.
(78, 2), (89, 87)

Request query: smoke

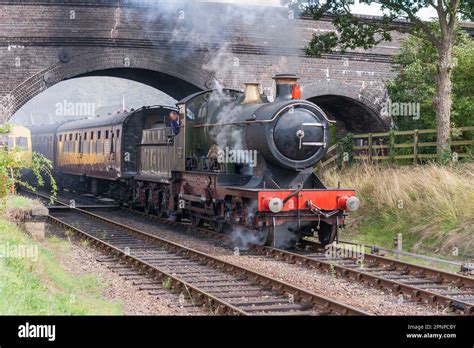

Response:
(124, 0), (298, 79)
(273, 224), (298, 249)
(229, 224), (298, 250)
(121, 0), (299, 160)
(230, 226), (264, 250)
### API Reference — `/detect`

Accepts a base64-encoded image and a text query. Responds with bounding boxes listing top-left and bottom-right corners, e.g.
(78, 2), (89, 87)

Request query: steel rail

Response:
(119, 206), (474, 315)
(48, 207), (367, 316)
(25, 189), (473, 314)
(25, 188), (368, 316)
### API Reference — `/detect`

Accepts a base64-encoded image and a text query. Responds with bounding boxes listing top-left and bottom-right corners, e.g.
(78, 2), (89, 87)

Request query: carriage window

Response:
(116, 129), (120, 138)
(69, 134), (73, 141)
(59, 135), (62, 142)
(98, 131), (101, 139)
(105, 130), (109, 139)
(16, 137), (28, 150)
(75, 133), (78, 141)
(90, 131), (94, 140)
(84, 132), (87, 140)
(96, 140), (101, 154)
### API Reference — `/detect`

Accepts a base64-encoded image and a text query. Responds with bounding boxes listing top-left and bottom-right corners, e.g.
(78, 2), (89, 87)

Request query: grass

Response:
(0, 202), (123, 315)
(323, 163), (474, 258)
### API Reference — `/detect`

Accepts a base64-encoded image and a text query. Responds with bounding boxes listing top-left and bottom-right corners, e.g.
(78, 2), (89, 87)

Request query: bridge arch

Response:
(302, 81), (389, 138)
(4, 48), (206, 120)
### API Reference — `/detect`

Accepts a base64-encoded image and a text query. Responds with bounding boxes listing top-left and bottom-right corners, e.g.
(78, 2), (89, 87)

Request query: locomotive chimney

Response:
(273, 73), (300, 100)
(241, 83), (262, 104)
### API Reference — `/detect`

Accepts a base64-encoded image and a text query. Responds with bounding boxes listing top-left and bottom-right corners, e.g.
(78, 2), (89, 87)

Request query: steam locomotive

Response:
(30, 74), (359, 248)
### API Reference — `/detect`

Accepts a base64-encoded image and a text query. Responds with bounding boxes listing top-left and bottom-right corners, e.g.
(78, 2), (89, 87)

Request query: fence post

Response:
(316, 161), (322, 177)
(413, 129), (418, 165)
(395, 233), (402, 260)
(389, 130), (395, 165)
(368, 133), (373, 163)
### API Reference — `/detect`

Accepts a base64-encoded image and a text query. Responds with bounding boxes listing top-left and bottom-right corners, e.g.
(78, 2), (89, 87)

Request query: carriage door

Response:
(78, 133), (83, 160)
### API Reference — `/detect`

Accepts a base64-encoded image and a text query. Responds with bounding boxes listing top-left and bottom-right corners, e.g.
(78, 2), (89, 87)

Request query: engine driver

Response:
(169, 111), (181, 135)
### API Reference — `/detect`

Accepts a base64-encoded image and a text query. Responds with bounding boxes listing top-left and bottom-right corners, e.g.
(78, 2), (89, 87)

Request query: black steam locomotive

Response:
(30, 74), (359, 248)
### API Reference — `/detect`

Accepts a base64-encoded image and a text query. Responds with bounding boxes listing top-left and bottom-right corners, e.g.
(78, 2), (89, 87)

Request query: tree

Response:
(0, 124), (56, 203)
(388, 29), (474, 131)
(287, 0), (473, 156)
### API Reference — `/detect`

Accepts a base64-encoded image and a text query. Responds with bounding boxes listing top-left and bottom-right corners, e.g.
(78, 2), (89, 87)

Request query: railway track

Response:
(104, 207), (474, 315)
(23, 189), (474, 315)
(257, 240), (474, 315)
(23, 190), (366, 316)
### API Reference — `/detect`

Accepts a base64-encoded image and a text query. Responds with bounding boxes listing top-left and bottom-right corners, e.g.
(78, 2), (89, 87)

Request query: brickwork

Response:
(0, 0), (405, 130)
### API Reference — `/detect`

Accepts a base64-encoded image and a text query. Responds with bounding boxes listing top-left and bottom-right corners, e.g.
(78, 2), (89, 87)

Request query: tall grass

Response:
(323, 163), (474, 255)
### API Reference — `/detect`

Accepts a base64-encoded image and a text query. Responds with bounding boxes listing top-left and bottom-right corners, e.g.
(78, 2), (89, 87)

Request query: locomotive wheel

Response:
(169, 213), (182, 223)
(211, 220), (227, 234)
(191, 215), (204, 227)
(256, 227), (273, 246)
(158, 209), (168, 218)
(154, 194), (163, 216)
(144, 201), (153, 215)
(317, 223), (337, 246)
(263, 224), (298, 249)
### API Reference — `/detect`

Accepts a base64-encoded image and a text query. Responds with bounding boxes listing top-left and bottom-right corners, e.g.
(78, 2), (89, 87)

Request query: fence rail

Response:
(318, 126), (474, 172)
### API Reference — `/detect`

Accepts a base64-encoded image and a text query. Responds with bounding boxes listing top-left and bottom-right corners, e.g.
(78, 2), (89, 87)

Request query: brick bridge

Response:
(0, 0), (426, 134)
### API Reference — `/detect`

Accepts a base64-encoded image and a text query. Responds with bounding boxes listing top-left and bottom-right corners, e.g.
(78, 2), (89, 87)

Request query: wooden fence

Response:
(318, 126), (474, 172)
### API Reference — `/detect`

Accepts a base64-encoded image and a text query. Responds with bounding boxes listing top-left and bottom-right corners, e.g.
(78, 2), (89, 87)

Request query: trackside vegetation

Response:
(323, 163), (474, 258)
(0, 196), (123, 315)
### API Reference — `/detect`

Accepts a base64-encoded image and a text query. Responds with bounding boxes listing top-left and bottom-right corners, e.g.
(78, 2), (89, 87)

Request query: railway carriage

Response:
(30, 74), (360, 248)
(1, 125), (33, 164)
(30, 124), (60, 164)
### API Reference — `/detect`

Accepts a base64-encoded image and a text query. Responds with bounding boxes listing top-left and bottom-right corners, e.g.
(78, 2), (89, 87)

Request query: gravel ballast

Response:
(46, 224), (207, 315)
(93, 209), (441, 316)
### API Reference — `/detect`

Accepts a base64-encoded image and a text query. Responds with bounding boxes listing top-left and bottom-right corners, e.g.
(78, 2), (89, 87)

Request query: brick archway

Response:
(2, 48), (207, 120)
(302, 80), (389, 136)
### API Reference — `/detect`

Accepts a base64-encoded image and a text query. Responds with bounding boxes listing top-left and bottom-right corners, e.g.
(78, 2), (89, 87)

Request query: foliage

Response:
(284, 0), (472, 154)
(0, 125), (57, 204)
(286, 1), (472, 54)
(387, 30), (474, 130)
(337, 133), (354, 167)
(322, 163), (474, 257)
